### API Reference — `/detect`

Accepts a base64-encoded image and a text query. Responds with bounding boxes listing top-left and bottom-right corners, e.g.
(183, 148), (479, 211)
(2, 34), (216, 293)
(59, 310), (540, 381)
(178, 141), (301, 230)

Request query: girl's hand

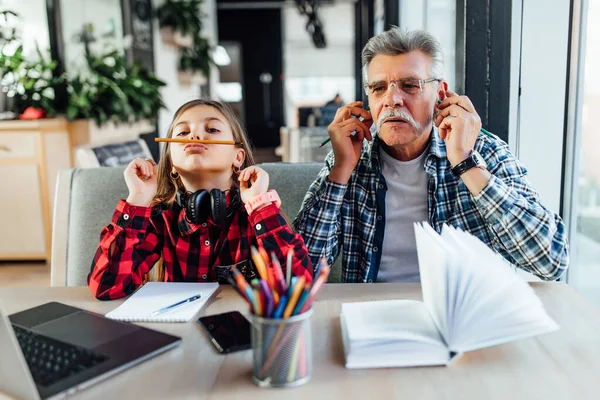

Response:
(239, 166), (270, 204)
(124, 158), (158, 207)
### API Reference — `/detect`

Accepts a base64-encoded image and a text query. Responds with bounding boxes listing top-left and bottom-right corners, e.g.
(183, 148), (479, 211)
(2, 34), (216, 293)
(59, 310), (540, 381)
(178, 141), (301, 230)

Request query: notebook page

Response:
(106, 282), (219, 322)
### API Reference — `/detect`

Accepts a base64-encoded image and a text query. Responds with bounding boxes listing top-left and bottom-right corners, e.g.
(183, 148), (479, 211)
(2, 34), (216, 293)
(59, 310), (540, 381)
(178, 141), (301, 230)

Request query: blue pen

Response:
(273, 296), (288, 319)
(149, 294), (202, 317)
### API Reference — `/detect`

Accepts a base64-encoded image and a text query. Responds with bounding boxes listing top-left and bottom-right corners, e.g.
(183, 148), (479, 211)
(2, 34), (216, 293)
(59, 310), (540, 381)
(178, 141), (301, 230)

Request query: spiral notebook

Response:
(105, 282), (220, 322)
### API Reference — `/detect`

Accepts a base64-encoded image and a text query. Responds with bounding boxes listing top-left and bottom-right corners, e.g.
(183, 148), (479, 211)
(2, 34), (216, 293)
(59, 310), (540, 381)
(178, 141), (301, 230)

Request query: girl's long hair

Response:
(147, 99), (255, 282)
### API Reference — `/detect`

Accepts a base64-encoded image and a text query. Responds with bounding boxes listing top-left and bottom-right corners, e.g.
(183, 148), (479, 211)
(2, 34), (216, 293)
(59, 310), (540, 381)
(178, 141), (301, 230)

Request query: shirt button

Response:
(377, 215), (382, 221)
(368, 279), (373, 283)
(201, 223), (207, 227)
(202, 274), (207, 279)
(378, 184), (384, 189)
(373, 247), (379, 252)
(204, 240), (210, 246)
(123, 214), (129, 220)
(255, 223), (262, 230)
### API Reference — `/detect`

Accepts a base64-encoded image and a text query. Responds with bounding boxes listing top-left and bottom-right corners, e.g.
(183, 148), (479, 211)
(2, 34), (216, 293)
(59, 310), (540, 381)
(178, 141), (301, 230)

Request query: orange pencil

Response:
(257, 244), (270, 265)
(283, 276), (306, 318)
(154, 138), (242, 145)
(252, 287), (262, 316)
(250, 246), (268, 281)
(258, 245), (276, 289)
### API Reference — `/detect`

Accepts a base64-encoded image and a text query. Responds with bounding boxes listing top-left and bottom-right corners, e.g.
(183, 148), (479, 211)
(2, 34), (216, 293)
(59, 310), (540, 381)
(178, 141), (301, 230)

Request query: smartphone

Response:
(198, 311), (251, 354)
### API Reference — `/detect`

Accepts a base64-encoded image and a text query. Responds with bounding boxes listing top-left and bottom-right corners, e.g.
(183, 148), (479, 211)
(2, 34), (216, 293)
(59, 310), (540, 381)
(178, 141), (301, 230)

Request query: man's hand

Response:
(327, 101), (373, 184)
(435, 90), (482, 167)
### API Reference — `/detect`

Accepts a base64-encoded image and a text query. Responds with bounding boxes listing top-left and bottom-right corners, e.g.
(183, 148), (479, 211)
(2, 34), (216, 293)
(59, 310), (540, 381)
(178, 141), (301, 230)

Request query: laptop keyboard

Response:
(13, 325), (109, 387)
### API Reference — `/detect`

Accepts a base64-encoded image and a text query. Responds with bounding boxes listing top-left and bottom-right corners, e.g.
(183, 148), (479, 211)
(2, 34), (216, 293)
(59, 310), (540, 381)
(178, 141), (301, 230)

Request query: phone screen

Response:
(198, 311), (251, 353)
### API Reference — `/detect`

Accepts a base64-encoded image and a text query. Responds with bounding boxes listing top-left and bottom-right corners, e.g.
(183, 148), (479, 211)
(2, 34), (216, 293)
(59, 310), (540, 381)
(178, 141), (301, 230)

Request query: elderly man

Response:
(293, 28), (568, 283)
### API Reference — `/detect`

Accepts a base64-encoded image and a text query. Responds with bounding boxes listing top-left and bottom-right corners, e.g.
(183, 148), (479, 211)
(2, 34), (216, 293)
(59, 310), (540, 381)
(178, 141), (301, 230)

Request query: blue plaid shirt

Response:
(293, 128), (569, 283)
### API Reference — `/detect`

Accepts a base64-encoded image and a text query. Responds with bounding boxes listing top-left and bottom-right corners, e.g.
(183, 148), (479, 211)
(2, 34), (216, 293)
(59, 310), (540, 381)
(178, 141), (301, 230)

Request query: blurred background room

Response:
(0, 0), (599, 309)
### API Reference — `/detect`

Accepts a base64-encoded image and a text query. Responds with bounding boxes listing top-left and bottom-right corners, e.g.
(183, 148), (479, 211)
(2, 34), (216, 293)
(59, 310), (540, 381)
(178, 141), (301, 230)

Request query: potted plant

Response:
(156, 0), (203, 48)
(177, 35), (211, 85)
(66, 45), (166, 147)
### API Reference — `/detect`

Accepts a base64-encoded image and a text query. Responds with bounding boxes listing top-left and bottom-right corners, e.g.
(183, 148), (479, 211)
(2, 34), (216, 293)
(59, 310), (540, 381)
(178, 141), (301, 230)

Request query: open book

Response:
(341, 223), (559, 369)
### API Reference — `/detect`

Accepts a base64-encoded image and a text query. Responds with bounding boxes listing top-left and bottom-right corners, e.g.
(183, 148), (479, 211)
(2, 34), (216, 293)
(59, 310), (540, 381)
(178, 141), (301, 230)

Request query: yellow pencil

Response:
(283, 276), (306, 319)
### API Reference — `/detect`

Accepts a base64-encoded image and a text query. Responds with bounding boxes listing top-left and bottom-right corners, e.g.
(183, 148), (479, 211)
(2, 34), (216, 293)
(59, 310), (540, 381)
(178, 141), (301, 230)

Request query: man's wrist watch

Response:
(245, 190), (281, 215)
(451, 150), (487, 177)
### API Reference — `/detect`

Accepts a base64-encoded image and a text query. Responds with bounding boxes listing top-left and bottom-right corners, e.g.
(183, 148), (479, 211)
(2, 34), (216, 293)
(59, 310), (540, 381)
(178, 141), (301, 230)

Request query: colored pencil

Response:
(270, 253), (287, 294)
(250, 246), (269, 281)
(154, 138), (242, 145)
(283, 276), (306, 319)
(286, 249), (293, 288)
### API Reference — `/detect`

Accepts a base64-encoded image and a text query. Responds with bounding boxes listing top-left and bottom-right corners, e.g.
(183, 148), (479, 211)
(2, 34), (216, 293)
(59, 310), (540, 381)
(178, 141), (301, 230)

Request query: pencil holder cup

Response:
(250, 309), (313, 388)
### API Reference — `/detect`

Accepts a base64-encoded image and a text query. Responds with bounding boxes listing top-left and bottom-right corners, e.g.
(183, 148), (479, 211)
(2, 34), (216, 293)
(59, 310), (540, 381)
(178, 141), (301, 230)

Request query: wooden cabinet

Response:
(0, 118), (71, 261)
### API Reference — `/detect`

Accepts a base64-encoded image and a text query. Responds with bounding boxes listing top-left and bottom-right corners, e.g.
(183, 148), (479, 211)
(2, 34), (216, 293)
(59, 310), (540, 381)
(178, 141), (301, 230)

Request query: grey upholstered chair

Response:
(50, 162), (342, 286)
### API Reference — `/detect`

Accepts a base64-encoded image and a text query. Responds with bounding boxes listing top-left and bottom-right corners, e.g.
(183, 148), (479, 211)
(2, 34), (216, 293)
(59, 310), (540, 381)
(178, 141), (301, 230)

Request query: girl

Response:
(88, 99), (313, 300)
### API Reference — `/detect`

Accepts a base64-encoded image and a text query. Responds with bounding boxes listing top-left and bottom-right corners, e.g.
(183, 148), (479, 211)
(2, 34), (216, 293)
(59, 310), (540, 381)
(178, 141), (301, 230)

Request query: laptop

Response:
(0, 301), (181, 400)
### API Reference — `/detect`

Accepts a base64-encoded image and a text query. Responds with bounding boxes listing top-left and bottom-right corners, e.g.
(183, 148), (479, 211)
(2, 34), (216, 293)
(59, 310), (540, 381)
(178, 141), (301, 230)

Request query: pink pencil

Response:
(300, 263), (330, 314)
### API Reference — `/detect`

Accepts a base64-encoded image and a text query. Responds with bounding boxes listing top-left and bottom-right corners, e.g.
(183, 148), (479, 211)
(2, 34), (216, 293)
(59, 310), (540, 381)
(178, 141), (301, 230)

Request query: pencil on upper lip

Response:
(155, 138), (243, 145)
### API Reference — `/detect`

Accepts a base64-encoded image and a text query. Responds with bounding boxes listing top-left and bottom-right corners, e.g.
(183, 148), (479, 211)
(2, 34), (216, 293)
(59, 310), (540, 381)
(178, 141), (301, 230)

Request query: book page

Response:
(341, 300), (451, 368)
(341, 300), (445, 345)
(436, 225), (559, 352)
(413, 223), (449, 340)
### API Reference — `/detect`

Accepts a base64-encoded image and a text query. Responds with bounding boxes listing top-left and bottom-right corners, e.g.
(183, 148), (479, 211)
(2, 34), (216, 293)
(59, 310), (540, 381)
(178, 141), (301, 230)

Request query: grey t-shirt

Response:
(377, 145), (429, 282)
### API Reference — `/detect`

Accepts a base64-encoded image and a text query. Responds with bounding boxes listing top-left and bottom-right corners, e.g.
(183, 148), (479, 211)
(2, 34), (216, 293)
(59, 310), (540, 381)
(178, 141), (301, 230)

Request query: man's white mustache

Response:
(377, 109), (419, 130)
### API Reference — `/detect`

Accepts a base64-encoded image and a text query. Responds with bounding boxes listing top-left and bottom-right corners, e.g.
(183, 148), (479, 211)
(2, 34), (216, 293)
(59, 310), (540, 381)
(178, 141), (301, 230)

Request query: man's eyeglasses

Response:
(364, 77), (441, 98)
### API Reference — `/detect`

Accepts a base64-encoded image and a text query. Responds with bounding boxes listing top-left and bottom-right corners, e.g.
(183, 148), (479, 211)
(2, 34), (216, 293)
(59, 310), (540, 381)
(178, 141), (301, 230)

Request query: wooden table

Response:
(1, 283), (600, 399)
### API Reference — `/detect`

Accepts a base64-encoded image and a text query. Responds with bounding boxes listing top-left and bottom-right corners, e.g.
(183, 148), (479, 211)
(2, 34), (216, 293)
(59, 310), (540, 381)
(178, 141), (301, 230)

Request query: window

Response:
(566, 0), (600, 306)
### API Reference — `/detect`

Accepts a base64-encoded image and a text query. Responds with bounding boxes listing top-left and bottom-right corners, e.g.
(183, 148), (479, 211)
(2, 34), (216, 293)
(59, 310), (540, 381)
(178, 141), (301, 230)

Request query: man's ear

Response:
(437, 80), (449, 102)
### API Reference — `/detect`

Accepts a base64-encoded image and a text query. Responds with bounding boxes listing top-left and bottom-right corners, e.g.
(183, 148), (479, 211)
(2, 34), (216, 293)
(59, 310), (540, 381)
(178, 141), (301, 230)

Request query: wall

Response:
(153, 0), (218, 138)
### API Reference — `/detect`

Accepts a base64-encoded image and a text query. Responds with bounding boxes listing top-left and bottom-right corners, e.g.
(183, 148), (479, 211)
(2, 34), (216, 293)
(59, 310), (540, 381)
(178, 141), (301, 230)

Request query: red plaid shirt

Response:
(88, 191), (313, 300)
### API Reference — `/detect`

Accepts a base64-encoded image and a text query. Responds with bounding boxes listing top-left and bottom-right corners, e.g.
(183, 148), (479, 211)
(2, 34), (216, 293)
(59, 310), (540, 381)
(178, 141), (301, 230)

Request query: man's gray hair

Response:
(362, 28), (444, 84)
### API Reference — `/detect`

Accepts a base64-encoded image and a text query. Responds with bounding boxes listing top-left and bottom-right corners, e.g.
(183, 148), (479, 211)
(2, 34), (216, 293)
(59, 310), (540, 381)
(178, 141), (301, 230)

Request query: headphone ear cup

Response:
(188, 190), (210, 225)
(210, 188), (227, 226)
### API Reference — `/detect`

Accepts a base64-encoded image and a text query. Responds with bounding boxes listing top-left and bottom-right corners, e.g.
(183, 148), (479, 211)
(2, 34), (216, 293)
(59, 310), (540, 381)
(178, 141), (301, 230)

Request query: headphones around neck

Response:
(176, 188), (227, 226)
